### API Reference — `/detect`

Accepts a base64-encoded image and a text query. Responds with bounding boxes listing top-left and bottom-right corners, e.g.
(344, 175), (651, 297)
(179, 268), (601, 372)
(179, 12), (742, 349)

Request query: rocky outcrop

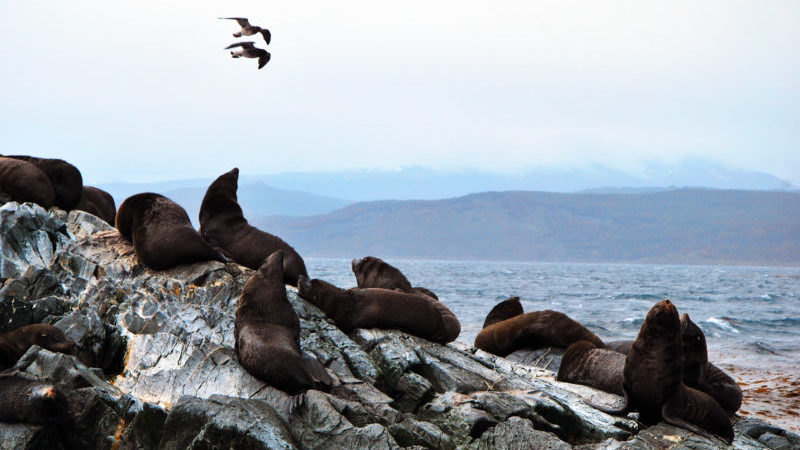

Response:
(1, 201), (797, 449)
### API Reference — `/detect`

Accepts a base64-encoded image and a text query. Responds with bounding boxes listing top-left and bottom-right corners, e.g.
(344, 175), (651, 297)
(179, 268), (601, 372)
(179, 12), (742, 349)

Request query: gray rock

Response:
(158, 395), (295, 450)
(467, 416), (571, 450)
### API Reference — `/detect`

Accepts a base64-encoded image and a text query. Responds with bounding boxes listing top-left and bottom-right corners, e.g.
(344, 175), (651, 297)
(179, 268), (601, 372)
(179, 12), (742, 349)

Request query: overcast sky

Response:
(1, 1), (798, 185)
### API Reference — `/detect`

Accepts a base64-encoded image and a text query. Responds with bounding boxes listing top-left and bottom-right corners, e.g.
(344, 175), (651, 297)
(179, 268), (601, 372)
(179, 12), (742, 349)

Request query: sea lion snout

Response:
(350, 258), (362, 272)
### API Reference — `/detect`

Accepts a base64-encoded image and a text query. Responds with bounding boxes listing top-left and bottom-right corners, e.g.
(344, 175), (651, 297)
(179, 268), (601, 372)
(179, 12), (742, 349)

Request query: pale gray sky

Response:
(1, 1), (798, 184)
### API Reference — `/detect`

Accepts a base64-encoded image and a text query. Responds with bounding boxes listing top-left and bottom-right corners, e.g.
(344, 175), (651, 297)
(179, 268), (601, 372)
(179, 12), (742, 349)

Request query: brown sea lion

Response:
(116, 193), (228, 271)
(605, 315), (742, 415)
(474, 298), (604, 357)
(235, 251), (332, 396)
(557, 340), (625, 396)
(0, 324), (77, 370)
(592, 300), (733, 444)
(681, 313), (742, 415)
(75, 186), (116, 225)
(199, 168), (308, 285)
(351, 256), (438, 299)
(4, 155), (83, 210)
(297, 276), (461, 344)
(0, 369), (70, 425)
(0, 157), (55, 208)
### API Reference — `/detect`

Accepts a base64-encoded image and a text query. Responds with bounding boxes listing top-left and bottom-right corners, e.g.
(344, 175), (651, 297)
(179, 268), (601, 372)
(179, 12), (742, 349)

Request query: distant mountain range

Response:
(98, 161), (797, 221)
(254, 189), (800, 266)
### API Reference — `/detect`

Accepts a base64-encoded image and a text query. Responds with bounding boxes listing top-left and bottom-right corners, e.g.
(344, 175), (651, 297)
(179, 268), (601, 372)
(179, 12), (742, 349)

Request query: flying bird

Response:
(226, 42), (271, 69)
(219, 17), (271, 45)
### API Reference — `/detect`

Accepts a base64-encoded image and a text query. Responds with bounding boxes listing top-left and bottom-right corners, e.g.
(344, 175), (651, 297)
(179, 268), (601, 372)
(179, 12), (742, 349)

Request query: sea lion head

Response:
(482, 296), (524, 328)
(641, 299), (680, 336)
(212, 167), (240, 200)
(296, 275), (315, 302)
(680, 313), (708, 386)
(296, 276), (339, 306)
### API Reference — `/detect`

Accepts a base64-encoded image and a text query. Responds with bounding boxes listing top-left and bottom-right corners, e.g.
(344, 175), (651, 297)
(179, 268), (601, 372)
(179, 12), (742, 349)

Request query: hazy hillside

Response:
(255, 189), (800, 266)
(248, 162), (796, 201)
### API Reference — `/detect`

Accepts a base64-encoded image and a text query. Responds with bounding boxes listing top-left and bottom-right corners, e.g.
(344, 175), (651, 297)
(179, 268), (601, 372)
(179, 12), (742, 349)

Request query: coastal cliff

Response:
(0, 202), (797, 449)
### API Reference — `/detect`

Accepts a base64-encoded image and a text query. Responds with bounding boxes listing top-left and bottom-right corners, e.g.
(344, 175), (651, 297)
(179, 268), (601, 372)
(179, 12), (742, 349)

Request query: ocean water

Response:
(306, 258), (800, 432)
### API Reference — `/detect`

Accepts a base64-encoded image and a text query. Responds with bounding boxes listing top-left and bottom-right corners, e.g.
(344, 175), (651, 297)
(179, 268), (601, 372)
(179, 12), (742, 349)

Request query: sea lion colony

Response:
(0, 158), (745, 441)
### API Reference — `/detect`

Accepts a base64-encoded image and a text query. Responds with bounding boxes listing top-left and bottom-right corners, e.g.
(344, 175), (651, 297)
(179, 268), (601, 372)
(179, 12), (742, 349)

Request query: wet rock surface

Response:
(0, 202), (792, 449)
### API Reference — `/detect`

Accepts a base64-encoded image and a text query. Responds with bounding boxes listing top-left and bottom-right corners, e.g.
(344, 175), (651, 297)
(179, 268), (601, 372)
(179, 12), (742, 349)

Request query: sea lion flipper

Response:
(286, 392), (305, 415)
(302, 353), (333, 390)
(661, 397), (731, 445)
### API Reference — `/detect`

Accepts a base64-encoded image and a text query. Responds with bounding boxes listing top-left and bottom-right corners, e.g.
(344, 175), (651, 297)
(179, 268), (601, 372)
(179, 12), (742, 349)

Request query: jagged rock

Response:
(0, 202), (797, 449)
(506, 347), (565, 372)
(389, 418), (455, 449)
(467, 416), (571, 450)
(158, 395), (295, 450)
(735, 417), (800, 450)
(0, 423), (64, 450)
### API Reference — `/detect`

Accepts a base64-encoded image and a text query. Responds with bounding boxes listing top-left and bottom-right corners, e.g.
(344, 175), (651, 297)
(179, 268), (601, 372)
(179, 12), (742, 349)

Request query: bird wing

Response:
(258, 52), (271, 69)
(225, 41), (255, 49)
(219, 17), (250, 27)
(260, 29), (271, 45)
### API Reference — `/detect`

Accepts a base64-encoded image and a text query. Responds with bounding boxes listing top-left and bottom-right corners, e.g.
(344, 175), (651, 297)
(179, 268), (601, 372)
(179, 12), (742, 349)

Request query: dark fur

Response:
(0, 157), (55, 208)
(235, 251), (332, 395)
(598, 300), (733, 444)
(557, 340), (625, 395)
(481, 296), (524, 329)
(297, 276), (461, 344)
(116, 193), (227, 270)
(0, 369), (70, 425)
(75, 186), (116, 225)
(681, 313), (742, 414)
(474, 308), (604, 357)
(0, 324), (76, 370)
(351, 256), (439, 300)
(606, 315), (742, 415)
(4, 155), (83, 210)
(199, 168), (308, 285)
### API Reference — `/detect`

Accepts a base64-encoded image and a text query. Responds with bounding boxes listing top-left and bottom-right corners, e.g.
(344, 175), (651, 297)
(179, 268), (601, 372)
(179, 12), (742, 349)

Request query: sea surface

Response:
(306, 258), (800, 433)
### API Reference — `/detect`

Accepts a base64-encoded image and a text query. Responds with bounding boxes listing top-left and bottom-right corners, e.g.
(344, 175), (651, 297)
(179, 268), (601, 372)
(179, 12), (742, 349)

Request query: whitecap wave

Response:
(704, 317), (740, 334)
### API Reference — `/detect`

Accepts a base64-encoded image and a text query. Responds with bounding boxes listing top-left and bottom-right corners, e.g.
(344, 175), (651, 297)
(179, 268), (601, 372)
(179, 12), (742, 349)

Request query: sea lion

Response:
(0, 157), (55, 208)
(3, 155), (83, 210)
(199, 168), (308, 285)
(0, 369), (70, 425)
(75, 186), (116, 225)
(680, 313), (742, 415)
(297, 276), (461, 344)
(351, 256), (439, 299)
(557, 340), (625, 395)
(474, 299), (604, 357)
(235, 251), (332, 396)
(116, 193), (228, 271)
(592, 300), (733, 444)
(0, 324), (77, 370)
(605, 314), (742, 415)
